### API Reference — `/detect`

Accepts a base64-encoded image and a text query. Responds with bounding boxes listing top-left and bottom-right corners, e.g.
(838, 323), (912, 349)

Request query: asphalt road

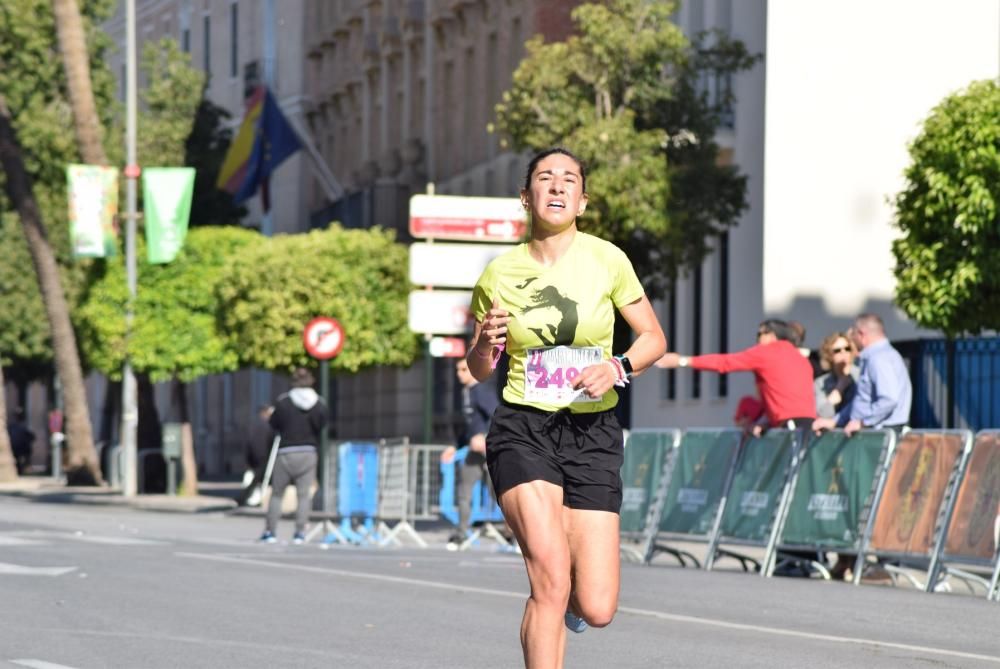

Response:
(0, 496), (998, 668)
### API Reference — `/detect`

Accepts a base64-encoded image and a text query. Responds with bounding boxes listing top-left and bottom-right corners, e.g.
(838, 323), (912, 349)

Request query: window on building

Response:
(463, 47), (474, 169)
(230, 3), (238, 78)
(182, 28), (190, 53)
(691, 265), (703, 399)
(718, 232), (729, 397)
(203, 14), (211, 76)
(509, 18), (522, 74)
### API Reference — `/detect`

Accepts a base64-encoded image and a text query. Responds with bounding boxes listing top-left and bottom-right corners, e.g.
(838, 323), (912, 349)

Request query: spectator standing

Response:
(812, 314), (911, 436)
(8, 408), (35, 475)
(789, 320), (824, 378)
(260, 368), (327, 544)
(814, 332), (859, 419)
(656, 319), (816, 431)
(440, 358), (499, 550)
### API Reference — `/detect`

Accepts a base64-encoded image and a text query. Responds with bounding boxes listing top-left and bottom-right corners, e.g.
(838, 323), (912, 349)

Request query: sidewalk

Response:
(0, 476), (239, 513)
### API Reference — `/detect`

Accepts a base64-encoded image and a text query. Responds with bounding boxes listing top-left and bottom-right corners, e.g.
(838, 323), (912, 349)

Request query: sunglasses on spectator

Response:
(831, 346), (851, 354)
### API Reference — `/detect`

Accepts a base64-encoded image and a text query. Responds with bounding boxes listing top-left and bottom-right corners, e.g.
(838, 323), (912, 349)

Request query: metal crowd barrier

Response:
(856, 430), (973, 590)
(772, 429), (896, 579)
(924, 430), (1000, 598)
(307, 439), (448, 548)
(704, 429), (801, 574)
(439, 446), (510, 551)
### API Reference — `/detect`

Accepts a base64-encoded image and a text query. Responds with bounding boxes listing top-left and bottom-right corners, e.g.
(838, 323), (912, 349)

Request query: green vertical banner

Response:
(780, 431), (886, 549)
(719, 430), (797, 543)
(659, 430), (742, 535)
(67, 164), (119, 258)
(142, 167), (195, 264)
(620, 431), (674, 534)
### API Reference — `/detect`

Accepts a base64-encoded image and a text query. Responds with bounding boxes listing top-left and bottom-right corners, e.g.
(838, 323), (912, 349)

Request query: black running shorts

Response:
(485, 400), (624, 513)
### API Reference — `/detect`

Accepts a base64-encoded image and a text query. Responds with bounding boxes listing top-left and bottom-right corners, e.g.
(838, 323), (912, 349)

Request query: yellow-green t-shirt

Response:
(471, 232), (644, 413)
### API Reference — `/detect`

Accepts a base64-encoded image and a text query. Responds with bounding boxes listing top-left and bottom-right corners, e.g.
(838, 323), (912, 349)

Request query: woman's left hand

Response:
(572, 361), (618, 398)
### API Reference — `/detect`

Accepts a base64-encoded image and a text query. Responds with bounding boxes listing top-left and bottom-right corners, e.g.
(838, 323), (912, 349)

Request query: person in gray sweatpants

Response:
(260, 367), (328, 544)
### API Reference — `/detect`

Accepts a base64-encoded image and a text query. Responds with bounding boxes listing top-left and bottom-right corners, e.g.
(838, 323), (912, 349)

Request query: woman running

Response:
(467, 147), (666, 668)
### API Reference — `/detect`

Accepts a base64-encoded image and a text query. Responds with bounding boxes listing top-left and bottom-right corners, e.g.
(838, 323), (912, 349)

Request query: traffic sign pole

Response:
(423, 335), (433, 443)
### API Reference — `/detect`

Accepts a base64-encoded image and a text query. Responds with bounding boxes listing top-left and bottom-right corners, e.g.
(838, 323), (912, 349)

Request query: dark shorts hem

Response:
(485, 402), (624, 514)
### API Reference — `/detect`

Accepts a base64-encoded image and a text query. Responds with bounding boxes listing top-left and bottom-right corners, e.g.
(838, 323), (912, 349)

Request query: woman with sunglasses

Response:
(814, 332), (859, 418)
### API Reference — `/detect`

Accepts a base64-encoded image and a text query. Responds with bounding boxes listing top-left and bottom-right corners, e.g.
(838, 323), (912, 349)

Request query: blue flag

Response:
(233, 88), (303, 208)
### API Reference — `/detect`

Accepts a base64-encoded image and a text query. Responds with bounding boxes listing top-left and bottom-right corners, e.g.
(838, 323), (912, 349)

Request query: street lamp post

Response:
(120, 0), (139, 497)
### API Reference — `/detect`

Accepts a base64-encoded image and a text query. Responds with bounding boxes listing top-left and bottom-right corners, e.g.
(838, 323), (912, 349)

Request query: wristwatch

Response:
(614, 355), (634, 378)
(678, 356), (690, 368)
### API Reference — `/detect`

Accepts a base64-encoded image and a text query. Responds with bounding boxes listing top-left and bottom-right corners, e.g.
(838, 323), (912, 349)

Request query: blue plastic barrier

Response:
(336, 442), (379, 543)
(439, 447), (504, 527)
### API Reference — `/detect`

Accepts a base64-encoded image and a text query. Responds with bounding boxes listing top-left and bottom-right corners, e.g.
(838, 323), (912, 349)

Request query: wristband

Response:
(471, 345), (492, 359)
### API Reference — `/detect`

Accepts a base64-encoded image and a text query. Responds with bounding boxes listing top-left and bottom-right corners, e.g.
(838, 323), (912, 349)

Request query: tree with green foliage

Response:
(218, 226), (419, 373)
(77, 226), (262, 493)
(185, 99), (247, 227)
(892, 80), (1000, 336)
(0, 0), (119, 483)
(493, 0), (758, 298)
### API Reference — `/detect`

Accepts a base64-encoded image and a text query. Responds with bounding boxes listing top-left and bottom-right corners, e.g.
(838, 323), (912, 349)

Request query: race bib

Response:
(523, 346), (603, 405)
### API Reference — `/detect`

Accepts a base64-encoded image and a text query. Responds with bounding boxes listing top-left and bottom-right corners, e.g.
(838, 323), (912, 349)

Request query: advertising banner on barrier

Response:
(67, 164), (119, 259)
(944, 432), (1000, 560)
(718, 431), (796, 542)
(658, 430), (742, 536)
(869, 432), (965, 556)
(780, 431), (885, 548)
(620, 431), (674, 534)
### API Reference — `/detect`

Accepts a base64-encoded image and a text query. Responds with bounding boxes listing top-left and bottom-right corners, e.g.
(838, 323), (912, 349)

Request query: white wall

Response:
(763, 0), (1000, 340)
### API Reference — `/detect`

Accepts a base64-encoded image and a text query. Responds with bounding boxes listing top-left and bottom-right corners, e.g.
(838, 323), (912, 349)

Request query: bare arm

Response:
(617, 295), (667, 377)
(571, 295), (666, 398)
(466, 297), (509, 382)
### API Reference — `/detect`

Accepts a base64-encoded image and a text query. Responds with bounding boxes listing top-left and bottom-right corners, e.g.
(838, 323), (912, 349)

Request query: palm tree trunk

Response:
(0, 367), (18, 483)
(0, 96), (103, 485)
(50, 0), (108, 166)
(174, 380), (199, 496)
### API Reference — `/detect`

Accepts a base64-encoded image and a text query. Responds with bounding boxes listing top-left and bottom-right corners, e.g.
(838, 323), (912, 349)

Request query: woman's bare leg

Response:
(500, 480), (571, 669)
(563, 507), (620, 627)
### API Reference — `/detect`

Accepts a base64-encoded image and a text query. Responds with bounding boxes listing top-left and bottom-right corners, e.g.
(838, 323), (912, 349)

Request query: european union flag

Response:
(232, 88), (303, 209)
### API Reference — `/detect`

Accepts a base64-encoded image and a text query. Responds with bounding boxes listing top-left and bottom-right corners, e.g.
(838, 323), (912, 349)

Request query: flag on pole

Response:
(67, 164), (119, 259)
(215, 86), (302, 211)
(143, 167), (195, 264)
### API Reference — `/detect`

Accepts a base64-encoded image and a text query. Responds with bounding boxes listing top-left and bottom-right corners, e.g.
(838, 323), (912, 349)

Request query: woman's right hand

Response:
(476, 297), (510, 353)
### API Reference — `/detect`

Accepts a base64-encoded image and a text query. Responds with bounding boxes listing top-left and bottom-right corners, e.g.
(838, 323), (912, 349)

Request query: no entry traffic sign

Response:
(303, 317), (345, 360)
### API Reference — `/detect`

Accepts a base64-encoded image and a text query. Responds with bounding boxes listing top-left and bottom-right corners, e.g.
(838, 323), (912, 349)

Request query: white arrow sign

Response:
(408, 290), (473, 335)
(409, 242), (514, 288)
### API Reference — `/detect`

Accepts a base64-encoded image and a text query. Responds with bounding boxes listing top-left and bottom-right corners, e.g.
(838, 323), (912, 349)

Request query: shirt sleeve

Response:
(470, 383), (499, 436)
(690, 345), (765, 374)
(609, 247), (645, 308)
(849, 353), (902, 426)
(470, 261), (496, 322)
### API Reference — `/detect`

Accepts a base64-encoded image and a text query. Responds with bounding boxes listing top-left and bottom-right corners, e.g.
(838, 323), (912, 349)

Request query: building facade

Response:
(86, 0), (1000, 479)
(630, 0), (1000, 430)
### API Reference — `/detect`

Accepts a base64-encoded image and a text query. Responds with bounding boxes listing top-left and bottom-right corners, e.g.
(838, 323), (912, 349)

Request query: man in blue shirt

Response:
(813, 313), (911, 435)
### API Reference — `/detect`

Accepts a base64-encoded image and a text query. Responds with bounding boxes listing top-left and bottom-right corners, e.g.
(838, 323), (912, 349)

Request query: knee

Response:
(528, 562), (572, 607)
(580, 605), (618, 627)
(576, 598), (618, 628)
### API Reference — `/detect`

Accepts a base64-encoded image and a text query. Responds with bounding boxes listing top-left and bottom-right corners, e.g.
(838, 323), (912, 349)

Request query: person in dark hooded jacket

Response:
(259, 368), (327, 544)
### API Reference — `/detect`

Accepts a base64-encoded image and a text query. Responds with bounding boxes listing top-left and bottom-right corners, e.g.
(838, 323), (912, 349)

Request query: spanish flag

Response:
(216, 86), (302, 211)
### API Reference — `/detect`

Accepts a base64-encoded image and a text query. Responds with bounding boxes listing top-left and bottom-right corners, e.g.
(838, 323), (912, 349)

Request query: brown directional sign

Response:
(944, 432), (1000, 561)
(869, 432), (964, 556)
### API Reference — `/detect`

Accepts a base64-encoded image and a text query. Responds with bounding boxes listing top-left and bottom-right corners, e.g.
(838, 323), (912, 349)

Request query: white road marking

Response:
(0, 563), (77, 576)
(10, 659), (81, 668)
(0, 535), (47, 546)
(176, 551), (1000, 665)
(27, 531), (164, 546)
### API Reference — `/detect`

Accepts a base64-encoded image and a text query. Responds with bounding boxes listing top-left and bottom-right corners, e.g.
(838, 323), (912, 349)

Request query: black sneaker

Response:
(446, 533), (464, 551)
(259, 531), (277, 544)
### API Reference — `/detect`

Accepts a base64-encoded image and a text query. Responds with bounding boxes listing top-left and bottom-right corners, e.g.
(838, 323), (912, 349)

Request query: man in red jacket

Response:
(656, 319), (816, 431)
